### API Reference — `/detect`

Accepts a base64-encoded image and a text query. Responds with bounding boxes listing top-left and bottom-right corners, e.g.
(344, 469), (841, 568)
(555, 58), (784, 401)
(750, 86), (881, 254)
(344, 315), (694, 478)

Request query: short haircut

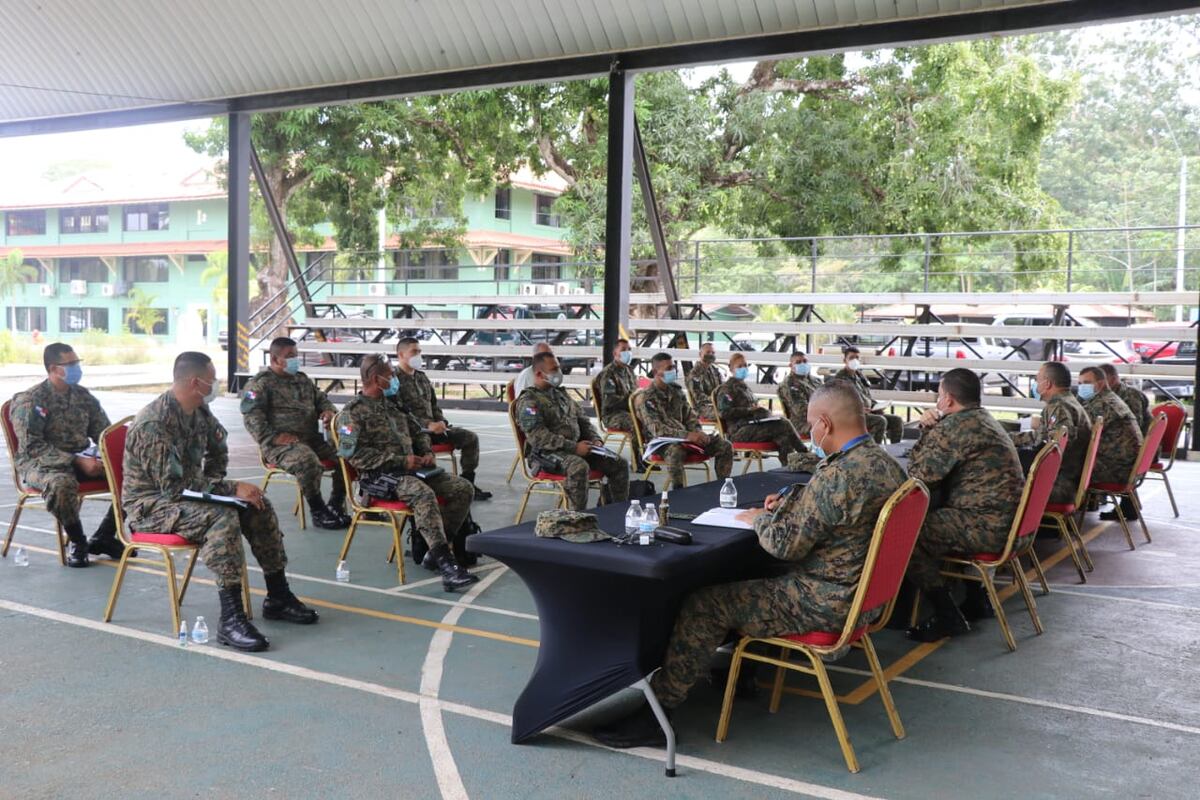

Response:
(940, 368), (981, 406)
(533, 342), (552, 355)
(396, 336), (420, 351)
(360, 353), (391, 383)
(814, 380), (865, 418)
(43, 342), (74, 371)
(843, 345), (860, 357)
(651, 352), (673, 371)
(1042, 361), (1071, 389)
(173, 351), (212, 382)
(729, 352), (746, 367)
(1080, 366), (1106, 383)
(1099, 363), (1119, 380)
(269, 337), (296, 356)
(790, 351), (807, 362)
(614, 338), (630, 348)
(699, 341), (714, 350)
(532, 352), (557, 373)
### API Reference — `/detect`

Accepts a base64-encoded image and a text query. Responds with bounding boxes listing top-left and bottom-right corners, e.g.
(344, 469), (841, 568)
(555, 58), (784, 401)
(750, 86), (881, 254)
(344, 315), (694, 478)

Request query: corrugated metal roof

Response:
(0, 0), (1072, 125)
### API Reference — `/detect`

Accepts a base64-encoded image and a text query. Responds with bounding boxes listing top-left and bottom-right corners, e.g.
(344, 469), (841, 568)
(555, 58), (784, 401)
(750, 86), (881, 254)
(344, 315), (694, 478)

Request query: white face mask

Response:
(847, 358), (862, 371)
(200, 377), (219, 405)
(409, 354), (424, 371)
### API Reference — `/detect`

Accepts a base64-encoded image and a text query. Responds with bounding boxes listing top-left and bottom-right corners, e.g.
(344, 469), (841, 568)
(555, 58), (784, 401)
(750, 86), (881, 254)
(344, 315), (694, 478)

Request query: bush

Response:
(0, 330), (157, 366)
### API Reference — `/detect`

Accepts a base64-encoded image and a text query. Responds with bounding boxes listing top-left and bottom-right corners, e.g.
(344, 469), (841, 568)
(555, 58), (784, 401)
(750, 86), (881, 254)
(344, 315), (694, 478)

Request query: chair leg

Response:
(2, 496), (26, 557)
(54, 520), (66, 566)
(1055, 516), (1086, 583)
(1161, 472), (1179, 518)
(1067, 514), (1095, 572)
(390, 513), (406, 584)
(1111, 493), (1136, 550)
(102, 546), (134, 623)
(715, 638), (749, 742)
(768, 646), (790, 713)
(338, 513), (361, 561)
(164, 550), (183, 634)
(1011, 561), (1043, 636)
(506, 452), (520, 484)
(515, 486), (534, 524)
(295, 481), (307, 530)
(177, 549), (200, 606)
(809, 652), (860, 773)
(1130, 490), (1151, 543)
(1026, 548), (1050, 595)
(861, 634), (904, 740)
(980, 570), (1017, 652)
(241, 564), (253, 621)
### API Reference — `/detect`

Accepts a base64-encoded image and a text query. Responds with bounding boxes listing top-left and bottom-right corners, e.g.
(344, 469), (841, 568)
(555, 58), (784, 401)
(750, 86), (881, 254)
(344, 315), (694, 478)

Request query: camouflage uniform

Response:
(394, 368), (480, 475)
(11, 380), (111, 528)
(777, 372), (822, 436)
(514, 385), (629, 510)
(1083, 388), (1143, 485)
(829, 368), (901, 443)
(240, 369), (337, 498)
(633, 383), (733, 488)
(1012, 391), (1092, 504)
(335, 393), (472, 549)
(595, 360), (637, 432)
(123, 391), (287, 589)
(905, 407), (1025, 589)
(1115, 381), (1151, 434)
(650, 437), (905, 708)
(686, 360), (721, 420)
(715, 376), (804, 460)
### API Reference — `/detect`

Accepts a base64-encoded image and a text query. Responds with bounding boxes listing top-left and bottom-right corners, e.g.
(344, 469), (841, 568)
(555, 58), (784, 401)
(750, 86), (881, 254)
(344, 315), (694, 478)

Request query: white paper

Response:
(1019, 417), (1033, 432)
(181, 489), (248, 508)
(590, 446), (620, 459)
(641, 436), (688, 460)
(747, 416), (784, 425)
(691, 507), (756, 530)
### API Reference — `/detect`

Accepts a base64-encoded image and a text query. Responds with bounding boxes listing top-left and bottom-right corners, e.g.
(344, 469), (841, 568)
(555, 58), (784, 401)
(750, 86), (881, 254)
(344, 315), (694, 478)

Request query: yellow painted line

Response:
(841, 640), (946, 705)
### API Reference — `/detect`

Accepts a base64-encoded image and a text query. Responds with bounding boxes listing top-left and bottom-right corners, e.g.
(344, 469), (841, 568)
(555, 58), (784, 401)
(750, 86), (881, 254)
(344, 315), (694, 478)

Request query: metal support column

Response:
(226, 113), (251, 388)
(602, 63), (634, 365)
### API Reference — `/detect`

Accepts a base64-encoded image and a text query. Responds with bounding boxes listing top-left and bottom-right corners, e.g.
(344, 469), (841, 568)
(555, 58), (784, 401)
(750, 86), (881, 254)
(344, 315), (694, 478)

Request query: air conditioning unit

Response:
(555, 282), (572, 295)
(368, 284), (387, 297)
(520, 283), (538, 296)
(39, 284), (56, 297)
(536, 283), (555, 296)
(69, 280), (88, 296)
(100, 283), (115, 297)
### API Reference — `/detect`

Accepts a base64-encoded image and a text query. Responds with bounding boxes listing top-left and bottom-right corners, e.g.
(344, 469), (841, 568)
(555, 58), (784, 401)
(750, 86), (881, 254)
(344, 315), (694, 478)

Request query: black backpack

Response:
(410, 511), (480, 568)
(628, 479), (657, 499)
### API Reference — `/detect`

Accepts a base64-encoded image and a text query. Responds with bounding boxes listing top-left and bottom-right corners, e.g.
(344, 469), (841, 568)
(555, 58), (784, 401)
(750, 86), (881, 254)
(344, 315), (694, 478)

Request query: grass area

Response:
(0, 329), (162, 366)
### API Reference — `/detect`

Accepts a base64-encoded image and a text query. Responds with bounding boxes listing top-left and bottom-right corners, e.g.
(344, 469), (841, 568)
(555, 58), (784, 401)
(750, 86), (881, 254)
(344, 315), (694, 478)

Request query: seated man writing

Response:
(593, 382), (905, 747)
(335, 355), (477, 591)
(714, 352), (804, 462)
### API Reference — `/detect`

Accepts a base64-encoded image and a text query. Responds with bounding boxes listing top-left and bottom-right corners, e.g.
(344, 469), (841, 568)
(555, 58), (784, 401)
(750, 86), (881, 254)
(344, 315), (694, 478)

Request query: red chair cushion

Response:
(130, 532), (192, 547)
(366, 496), (448, 511)
(1151, 461), (1165, 471)
(974, 553), (1003, 563)
(1090, 481), (1131, 493)
(733, 442), (776, 452)
(24, 479), (108, 497)
(431, 443), (455, 453)
(533, 470), (604, 482)
(1043, 502), (1075, 514)
(604, 427), (630, 435)
(783, 626), (866, 647)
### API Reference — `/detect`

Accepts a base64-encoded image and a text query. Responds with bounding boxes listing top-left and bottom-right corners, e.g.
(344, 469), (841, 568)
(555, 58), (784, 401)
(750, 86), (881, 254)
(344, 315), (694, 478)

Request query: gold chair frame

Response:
(1145, 401), (1185, 518)
(329, 427), (411, 584)
(506, 400), (603, 524)
(589, 373), (632, 457)
(1040, 417), (1103, 583)
(1089, 411), (1169, 551)
(627, 389), (712, 490)
(709, 389), (778, 475)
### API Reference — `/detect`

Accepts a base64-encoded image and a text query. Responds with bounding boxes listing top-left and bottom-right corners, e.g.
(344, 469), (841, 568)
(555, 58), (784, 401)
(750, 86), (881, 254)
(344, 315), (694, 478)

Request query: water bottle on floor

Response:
(336, 560), (350, 583)
(178, 620), (188, 647)
(720, 478), (738, 508)
(191, 616), (209, 644)
(624, 500), (642, 537)
(13, 546), (29, 567)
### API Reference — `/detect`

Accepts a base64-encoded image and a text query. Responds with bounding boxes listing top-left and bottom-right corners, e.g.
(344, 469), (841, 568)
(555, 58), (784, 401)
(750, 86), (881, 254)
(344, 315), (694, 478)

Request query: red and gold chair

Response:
(99, 418), (252, 633)
(430, 440), (459, 476)
(258, 447), (338, 530)
(715, 478), (931, 773)
(1145, 401), (1186, 518)
(939, 438), (1063, 652)
(1, 399), (111, 565)
(628, 390), (712, 490)
(589, 373), (632, 457)
(710, 389), (779, 475)
(505, 380), (521, 484)
(685, 381), (718, 430)
(1041, 417), (1103, 583)
(1088, 411), (1169, 550)
(507, 401), (604, 524)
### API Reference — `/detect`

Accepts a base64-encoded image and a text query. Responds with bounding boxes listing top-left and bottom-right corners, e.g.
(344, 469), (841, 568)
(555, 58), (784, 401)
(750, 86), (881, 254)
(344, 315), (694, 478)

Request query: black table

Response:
(468, 470), (810, 746)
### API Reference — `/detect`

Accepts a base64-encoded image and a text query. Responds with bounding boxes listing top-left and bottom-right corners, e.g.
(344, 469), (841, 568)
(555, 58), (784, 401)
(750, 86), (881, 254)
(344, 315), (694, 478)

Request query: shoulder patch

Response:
(34, 405), (47, 418)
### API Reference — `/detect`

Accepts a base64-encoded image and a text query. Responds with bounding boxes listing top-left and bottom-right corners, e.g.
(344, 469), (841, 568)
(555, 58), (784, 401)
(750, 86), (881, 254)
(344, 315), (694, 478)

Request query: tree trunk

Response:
(250, 169), (295, 342)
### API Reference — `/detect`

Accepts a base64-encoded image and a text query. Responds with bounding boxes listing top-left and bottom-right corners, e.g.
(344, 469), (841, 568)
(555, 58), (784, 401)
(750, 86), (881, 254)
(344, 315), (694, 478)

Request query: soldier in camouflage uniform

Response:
(123, 352), (317, 652)
(595, 338), (638, 433)
(1011, 361), (1092, 505)
(394, 336), (491, 501)
(685, 342), (721, 421)
(829, 346), (901, 444)
(905, 369), (1025, 642)
(10, 343), (122, 566)
(1100, 363), (1151, 434)
(715, 352), (804, 462)
(594, 382), (904, 748)
(634, 353), (733, 489)
(334, 355), (477, 591)
(1080, 366), (1144, 521)
(240, 337), (349, 529)
(777, 351), (822, 437)
(514, 352), (629, 511)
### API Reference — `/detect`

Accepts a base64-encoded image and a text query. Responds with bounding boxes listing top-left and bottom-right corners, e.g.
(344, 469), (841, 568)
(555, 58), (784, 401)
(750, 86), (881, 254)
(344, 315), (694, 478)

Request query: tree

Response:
(199, 251), (258, 308)
(0, 251), (36, 330)
(125, 287), (164, 336)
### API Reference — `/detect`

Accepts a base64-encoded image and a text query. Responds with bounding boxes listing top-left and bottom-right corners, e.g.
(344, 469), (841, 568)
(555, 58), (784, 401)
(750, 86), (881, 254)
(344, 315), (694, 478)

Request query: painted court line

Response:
(0, 598), (883, 800)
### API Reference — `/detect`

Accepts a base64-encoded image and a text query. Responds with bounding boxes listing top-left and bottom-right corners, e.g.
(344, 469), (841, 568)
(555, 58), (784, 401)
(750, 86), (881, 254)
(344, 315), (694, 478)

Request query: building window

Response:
(21, 259), (48, 283)
(5, 210), (46, 236)
(60, 307), (109, 333)
(122, 256), (170, 283)
(186, 254), (208, 263)
(124, 308), (169, 335)
(534, 194), (560, 227)
(394, 249), (456, 280)
(531, 253), (563, 282)
(493, 249), (511, 281)
(123, 203), (170, 231)
(494, 188), (511, 220)
(11, 307), (46, 333)
(58, 258), (109, 282)
(59, 206), (109, 234)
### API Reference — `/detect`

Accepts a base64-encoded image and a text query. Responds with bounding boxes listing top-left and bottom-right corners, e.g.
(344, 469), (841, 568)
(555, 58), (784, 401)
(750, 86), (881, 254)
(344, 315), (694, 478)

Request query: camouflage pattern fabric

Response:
(715, 377), (804, 460)
(1114, 381), (1151, 434)
(335, 394), (470, 549)
(905, 406), (1025, 589)
(596, 360), (637, 431)
(1083, 388), (1143, 485)
(686, 361), (721, 419)
(777, 373), (822, 436)
(1012, 391), (1092, 504)
(534, 509), (611, 542)
(829, 369), (903, 443)
(123, 391), (286, 588)
(11, 380), (111, 527)
(633, 383), (733, 488)
(515, 385), (628, 510)
(240, 369), (338, 496)
(394, 368), (479, 473)
(649, 437), (905, 708)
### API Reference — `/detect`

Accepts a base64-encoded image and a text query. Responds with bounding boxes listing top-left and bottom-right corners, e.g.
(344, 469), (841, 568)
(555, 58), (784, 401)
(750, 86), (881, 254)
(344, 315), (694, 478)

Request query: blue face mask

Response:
(1077, 383), (1095, 401)
(284, 357), (301, 375)
(1031, 381), (1041, 401)
(619, 350), (633, 365)
(733, 366), (749, 381)
(662, 369), (678, 385)
(384, 375), (400, 397)
(793, 363), (810, 377)
(63, 363), (83, 386)
(810, 443), (826, 459)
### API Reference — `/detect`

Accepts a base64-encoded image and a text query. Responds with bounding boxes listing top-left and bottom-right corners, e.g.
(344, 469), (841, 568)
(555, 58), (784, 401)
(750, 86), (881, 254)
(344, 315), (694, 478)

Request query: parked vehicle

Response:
(1147, 339), (1195, 401)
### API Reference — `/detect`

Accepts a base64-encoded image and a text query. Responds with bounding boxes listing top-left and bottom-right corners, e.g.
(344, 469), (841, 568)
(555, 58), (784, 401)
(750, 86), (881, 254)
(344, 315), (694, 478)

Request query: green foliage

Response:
(0, 329), (154, 366)
(199, 251), (259, 307)
(124, 287), (165, 336)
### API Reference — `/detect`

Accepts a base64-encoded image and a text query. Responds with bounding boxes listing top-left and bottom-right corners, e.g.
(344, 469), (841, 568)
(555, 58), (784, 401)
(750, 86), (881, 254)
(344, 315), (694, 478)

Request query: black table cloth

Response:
(468, 470), (810, 744)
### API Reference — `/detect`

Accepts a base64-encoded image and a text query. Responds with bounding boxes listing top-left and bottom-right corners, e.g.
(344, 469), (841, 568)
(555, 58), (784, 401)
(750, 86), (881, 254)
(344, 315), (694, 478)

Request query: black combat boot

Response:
(906, 587), (971, 642)
(326, 481), (352, 527)
(217, 587), (270, 652)
(431, 543), (479, 592)
(64, 521), (89, 568)
(87, 507), (127, 560)
(463, 471), (492, 501)
(306, 491), (345, 530)
(1100, 496), (1138, 522)
(261, 571), (319, 624)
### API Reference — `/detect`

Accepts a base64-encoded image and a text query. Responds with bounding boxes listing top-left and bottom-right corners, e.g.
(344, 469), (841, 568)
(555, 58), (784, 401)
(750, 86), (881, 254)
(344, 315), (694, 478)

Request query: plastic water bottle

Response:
(178, 620), (188, 647)
(624, 500), (642, 537)
(335, 560), (350, 583)
(12, 546), (29, 567)
(639, 504), (657, 545)
(720, 478), (738, 508)
(191, 616), (209, 644)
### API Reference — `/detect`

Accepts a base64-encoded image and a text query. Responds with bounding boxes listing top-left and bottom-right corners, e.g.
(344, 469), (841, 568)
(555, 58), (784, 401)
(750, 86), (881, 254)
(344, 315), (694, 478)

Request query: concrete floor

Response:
(1, 390), (1198, 799)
